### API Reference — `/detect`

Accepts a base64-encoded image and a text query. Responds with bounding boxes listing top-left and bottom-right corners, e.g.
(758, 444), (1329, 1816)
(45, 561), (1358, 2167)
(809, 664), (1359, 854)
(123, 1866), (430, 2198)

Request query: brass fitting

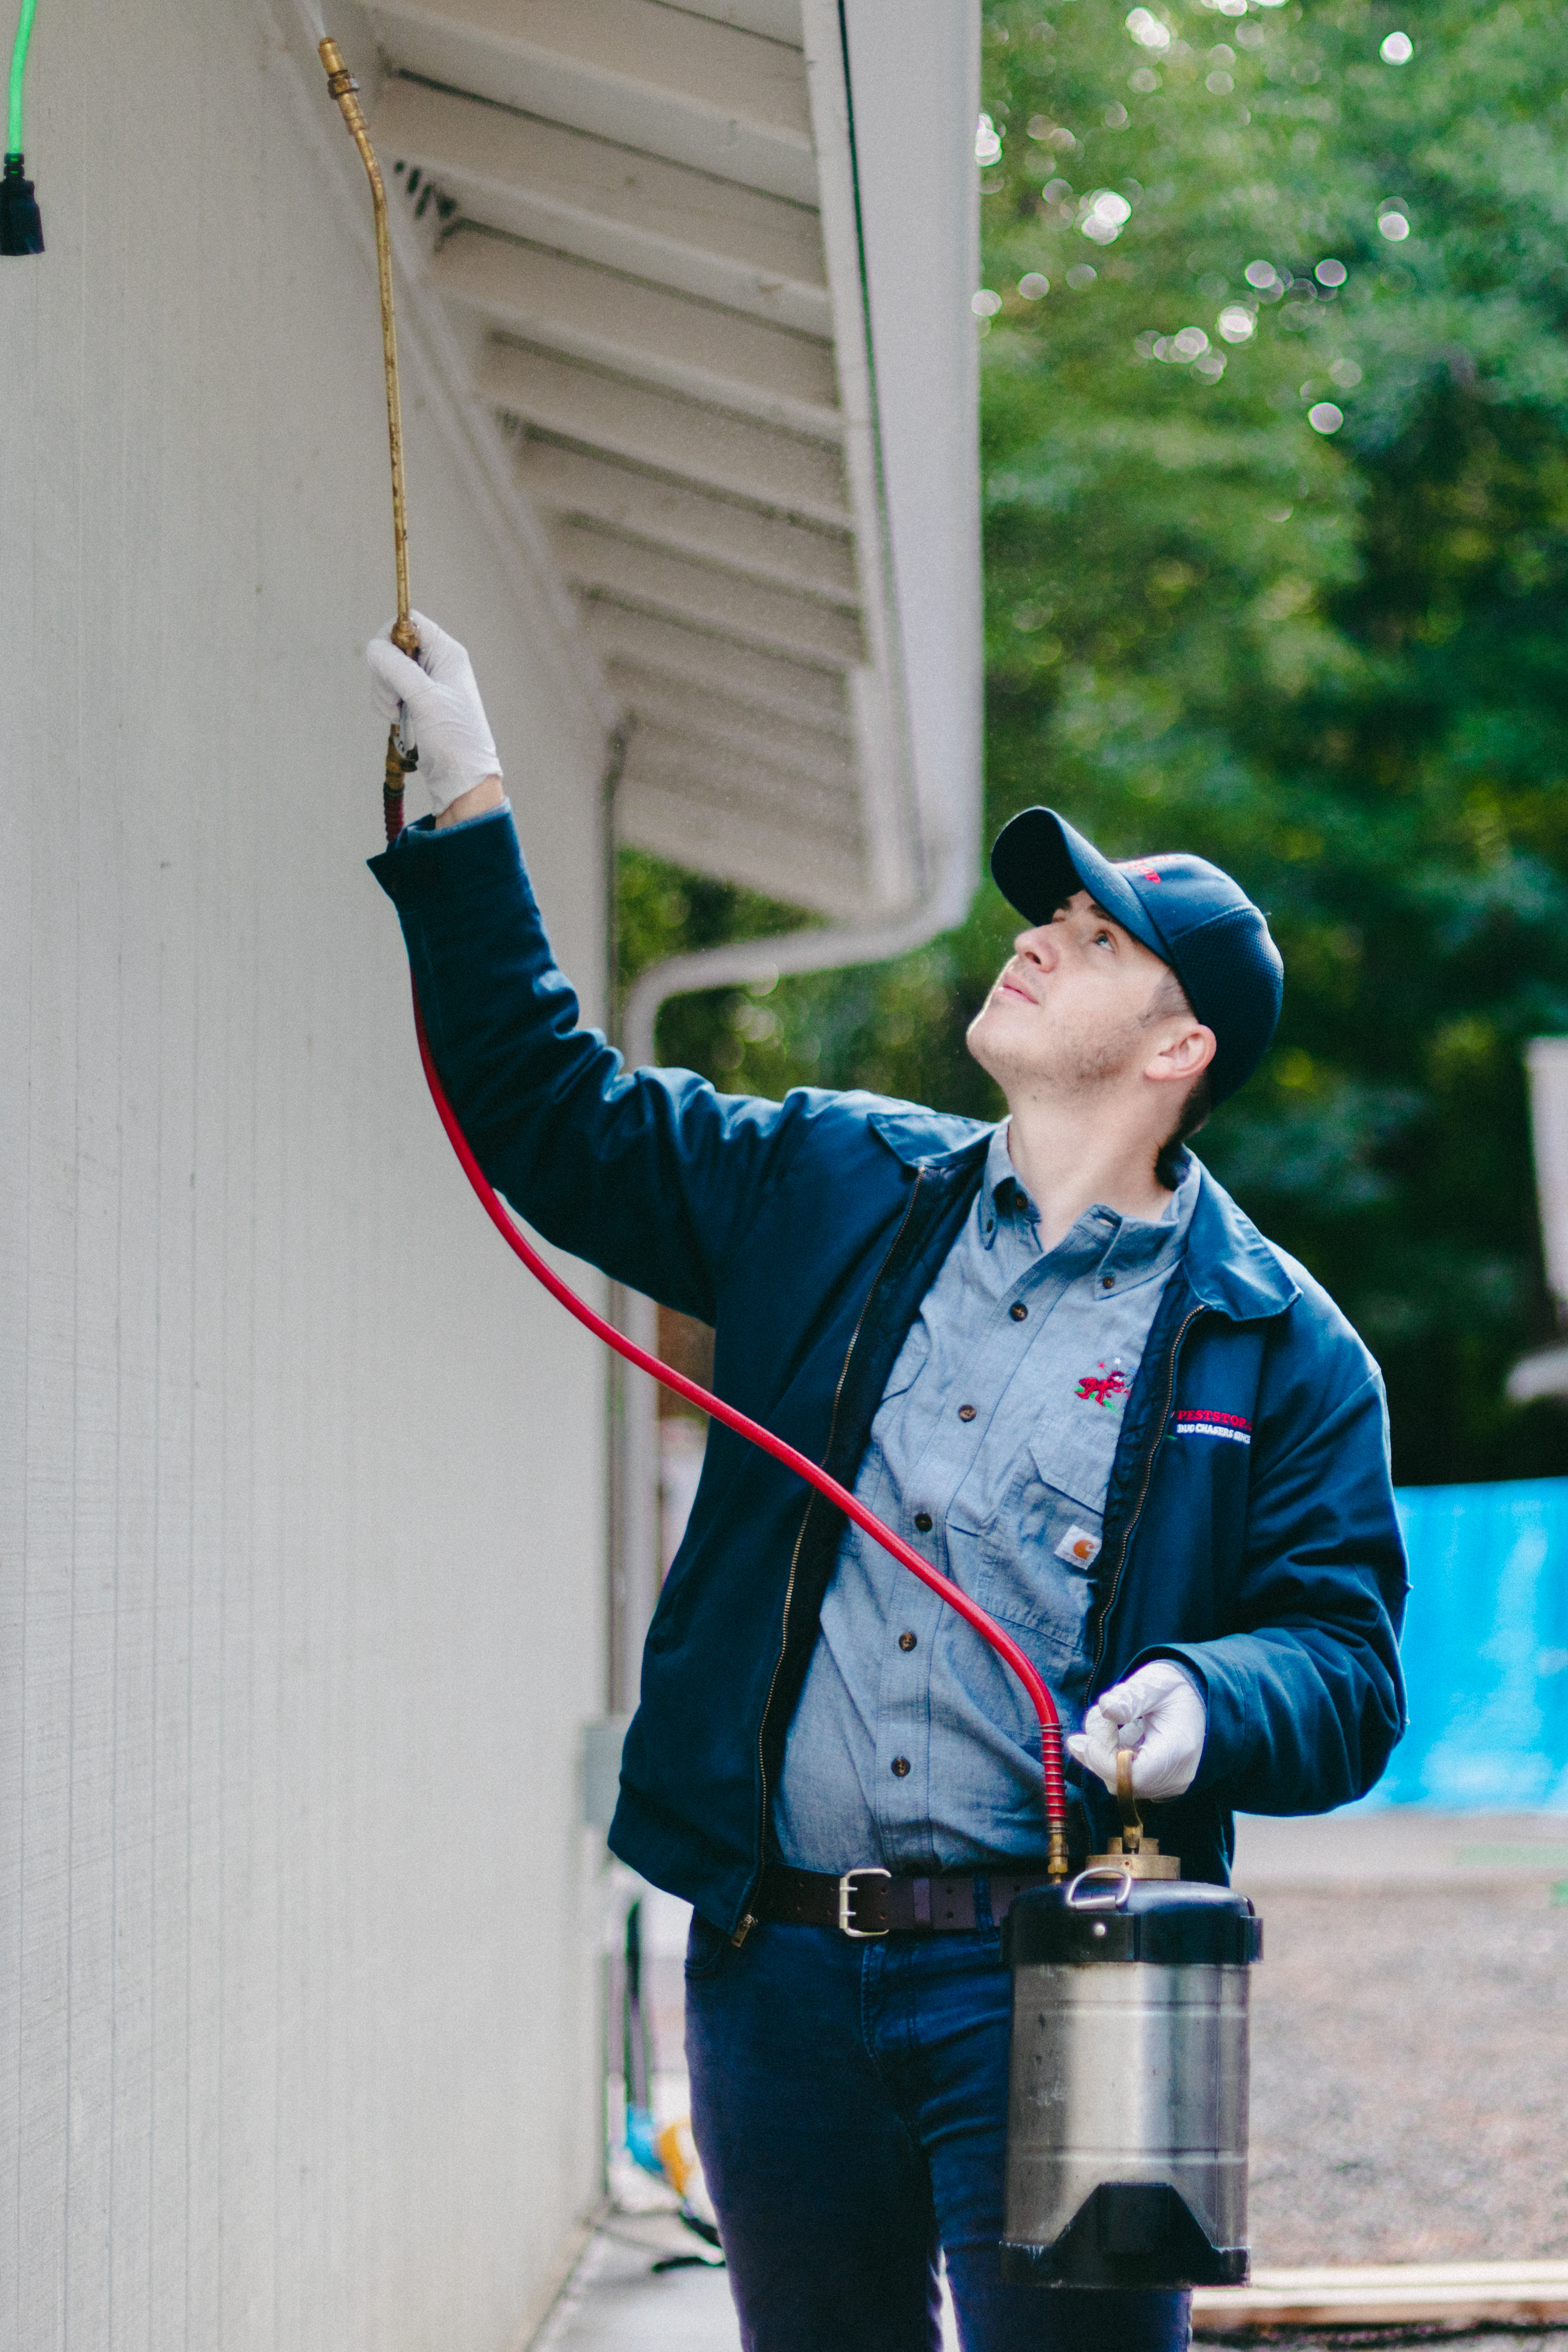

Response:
(1087, 1748), (1181, 1880)
(1047, 1827), (1070, 1881)
(317, 37), (362, 116)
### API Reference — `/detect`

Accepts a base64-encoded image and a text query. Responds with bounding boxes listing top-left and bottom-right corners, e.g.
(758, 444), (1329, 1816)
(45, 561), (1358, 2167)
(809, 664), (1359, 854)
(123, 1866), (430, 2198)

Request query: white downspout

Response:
(622, 859), (977, 1072)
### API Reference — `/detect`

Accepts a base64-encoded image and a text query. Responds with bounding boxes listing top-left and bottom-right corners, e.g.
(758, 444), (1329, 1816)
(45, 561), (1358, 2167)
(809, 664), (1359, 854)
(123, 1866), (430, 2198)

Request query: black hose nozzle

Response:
(1, 154), (43, 256)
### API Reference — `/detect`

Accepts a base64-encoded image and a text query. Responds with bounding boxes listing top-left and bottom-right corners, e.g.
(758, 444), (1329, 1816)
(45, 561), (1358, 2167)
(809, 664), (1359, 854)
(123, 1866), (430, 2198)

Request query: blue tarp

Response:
(1370, 1477), (1568, 1810)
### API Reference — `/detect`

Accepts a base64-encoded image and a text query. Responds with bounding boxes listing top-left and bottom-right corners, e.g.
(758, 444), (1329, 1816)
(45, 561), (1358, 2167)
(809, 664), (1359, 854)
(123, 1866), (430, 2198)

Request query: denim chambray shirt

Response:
(772, 1127), (1199, 1874)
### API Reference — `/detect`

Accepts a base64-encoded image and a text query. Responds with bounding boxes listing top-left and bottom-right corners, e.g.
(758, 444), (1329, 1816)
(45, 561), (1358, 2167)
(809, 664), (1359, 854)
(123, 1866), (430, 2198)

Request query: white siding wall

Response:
(0, 5), (612, 2346)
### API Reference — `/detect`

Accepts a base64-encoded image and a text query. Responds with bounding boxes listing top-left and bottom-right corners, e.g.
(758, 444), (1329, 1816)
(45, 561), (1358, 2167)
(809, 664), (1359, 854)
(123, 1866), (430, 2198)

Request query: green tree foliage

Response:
(618, 0), (1568, 1483)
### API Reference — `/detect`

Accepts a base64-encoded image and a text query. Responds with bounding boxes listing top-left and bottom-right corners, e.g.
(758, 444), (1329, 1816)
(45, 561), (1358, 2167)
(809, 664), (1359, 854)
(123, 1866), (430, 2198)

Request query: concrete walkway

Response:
(534, 2227), (740, 2352)
(536, 2226), (964, 2350)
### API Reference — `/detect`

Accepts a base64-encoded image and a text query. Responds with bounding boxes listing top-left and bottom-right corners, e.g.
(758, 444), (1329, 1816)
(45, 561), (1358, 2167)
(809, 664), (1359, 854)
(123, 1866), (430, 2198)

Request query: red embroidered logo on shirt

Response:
(1075, 1362), (1130, 1410)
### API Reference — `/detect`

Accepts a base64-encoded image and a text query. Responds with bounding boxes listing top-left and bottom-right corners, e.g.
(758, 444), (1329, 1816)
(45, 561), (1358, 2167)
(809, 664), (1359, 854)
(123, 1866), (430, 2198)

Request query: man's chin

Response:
(966, 1002), (1017, 1083)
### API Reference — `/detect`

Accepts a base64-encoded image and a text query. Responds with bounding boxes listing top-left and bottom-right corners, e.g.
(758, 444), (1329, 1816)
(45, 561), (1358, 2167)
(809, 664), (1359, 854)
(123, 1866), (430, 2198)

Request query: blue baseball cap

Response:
(990, 807), (1284, 1103)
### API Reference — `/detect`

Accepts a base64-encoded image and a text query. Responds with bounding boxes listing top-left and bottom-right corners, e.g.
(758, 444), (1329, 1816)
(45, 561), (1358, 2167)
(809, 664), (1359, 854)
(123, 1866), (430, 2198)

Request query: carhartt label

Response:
(1055, 1524), (1102, 1568)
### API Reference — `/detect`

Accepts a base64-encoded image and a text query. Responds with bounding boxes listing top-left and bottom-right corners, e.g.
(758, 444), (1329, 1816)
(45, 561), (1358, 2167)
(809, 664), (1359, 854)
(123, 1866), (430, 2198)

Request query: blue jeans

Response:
(685, 1913), (1191, 2352)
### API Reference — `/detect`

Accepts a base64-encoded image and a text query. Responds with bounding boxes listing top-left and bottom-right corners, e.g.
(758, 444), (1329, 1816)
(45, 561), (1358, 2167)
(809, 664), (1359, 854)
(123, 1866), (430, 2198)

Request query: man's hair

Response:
(1145, 965), (1215, 1189)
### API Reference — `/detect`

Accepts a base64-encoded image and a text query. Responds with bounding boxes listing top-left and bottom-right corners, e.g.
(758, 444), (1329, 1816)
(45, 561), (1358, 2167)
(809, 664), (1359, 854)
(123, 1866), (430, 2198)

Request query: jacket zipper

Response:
(1088, 1303), (1206, 1690)
(733, 1171), (928, 1945)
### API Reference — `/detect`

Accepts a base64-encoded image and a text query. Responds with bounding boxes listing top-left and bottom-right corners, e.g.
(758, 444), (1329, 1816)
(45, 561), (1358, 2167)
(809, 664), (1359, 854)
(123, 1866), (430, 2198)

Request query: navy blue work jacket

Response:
(372, 810), (1408, 1934)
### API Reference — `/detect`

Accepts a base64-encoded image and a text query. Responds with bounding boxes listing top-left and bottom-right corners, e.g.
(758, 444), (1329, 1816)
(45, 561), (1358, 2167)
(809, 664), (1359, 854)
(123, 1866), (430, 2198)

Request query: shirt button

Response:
(1101, 1274), (1116, 1290)
(899, 1631), (918, 1652)
(1010, 1302), (1028, 1322)
(914, 1511), (934, 1533)
(891, 1756), (912, 1778)
(957, 1403), (977, 1422)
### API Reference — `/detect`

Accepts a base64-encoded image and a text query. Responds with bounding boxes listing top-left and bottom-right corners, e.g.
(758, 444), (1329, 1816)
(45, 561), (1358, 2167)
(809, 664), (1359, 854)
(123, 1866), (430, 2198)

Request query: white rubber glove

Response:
(365, 610), (502, 816)
(1066, 1660), (1207, 1803)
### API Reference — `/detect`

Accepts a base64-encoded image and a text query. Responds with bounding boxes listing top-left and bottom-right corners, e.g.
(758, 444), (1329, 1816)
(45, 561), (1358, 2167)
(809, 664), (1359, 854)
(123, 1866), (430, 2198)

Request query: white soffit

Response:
(361, 0), (981, 920)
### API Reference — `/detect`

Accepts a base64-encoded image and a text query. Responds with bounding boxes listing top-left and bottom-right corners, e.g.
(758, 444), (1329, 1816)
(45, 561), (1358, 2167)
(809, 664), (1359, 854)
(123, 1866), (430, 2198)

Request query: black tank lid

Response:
(1003, 1874), (1262, 1968)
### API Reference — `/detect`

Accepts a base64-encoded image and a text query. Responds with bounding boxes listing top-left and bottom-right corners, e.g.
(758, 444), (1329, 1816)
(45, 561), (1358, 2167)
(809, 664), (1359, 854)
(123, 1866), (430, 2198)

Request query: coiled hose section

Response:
(389, 791), (1070, 1871)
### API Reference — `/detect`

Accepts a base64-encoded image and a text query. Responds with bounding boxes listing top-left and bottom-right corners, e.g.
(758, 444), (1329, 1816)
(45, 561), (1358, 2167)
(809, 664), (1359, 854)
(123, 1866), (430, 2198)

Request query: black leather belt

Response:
(758, 1861), (1057, 1939)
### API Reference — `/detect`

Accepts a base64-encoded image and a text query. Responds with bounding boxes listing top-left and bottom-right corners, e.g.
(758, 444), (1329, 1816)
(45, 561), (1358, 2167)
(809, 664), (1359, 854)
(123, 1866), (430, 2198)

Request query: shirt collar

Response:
(979, 1123), (1200, 1286)
(980, 1121), (1037, 1250)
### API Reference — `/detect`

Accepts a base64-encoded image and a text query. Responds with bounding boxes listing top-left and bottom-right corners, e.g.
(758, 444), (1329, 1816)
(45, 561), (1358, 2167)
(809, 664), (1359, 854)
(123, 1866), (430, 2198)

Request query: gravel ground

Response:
(1245, 1881), (1568, 2267)
(1196, 2336), (1568, 2350)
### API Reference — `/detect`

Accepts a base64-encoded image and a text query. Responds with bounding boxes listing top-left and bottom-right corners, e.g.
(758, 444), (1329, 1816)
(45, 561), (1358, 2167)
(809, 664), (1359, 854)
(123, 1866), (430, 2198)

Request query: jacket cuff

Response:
(367, 803), (521, 909)
(1128, 1641), (1245, 1796)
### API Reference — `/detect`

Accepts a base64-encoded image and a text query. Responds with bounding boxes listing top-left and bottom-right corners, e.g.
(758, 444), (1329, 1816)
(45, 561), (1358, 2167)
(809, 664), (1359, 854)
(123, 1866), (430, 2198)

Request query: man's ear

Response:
(1148, 1021), (1216, 1085)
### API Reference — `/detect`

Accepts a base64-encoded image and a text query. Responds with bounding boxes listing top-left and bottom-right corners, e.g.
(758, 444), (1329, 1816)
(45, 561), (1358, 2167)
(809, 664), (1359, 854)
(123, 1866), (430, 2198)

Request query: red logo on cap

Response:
(1139, 867), (1162, 883)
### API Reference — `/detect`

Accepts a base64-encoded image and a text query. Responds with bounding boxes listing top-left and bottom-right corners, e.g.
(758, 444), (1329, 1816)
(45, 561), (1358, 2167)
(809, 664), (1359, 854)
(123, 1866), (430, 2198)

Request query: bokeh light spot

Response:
(1126, 7), (1172, 51)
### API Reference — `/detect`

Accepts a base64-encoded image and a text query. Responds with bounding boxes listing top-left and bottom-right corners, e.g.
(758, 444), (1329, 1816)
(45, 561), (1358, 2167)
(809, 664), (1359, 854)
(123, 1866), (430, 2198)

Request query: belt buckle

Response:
(837, 1866), (891, 1939)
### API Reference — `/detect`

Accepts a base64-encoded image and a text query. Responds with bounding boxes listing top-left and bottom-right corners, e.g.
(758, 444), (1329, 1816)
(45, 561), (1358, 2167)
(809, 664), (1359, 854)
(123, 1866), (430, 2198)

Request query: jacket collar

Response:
(867, 1105), (991, 1172)
(866, 1109), (1297, 1325)
(1181, 1159), (1298, 1321)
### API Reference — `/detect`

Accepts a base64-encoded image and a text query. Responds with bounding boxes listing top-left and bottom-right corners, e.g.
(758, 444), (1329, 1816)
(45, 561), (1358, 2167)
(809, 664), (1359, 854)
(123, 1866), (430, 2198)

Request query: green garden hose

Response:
(2, 0), (42, 255)
(7, 0), (36, 155)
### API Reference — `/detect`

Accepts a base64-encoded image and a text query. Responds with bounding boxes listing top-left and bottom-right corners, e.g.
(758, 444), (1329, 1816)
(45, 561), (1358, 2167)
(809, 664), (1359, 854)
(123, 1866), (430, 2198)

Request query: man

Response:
(366, 616), (1407, 2352)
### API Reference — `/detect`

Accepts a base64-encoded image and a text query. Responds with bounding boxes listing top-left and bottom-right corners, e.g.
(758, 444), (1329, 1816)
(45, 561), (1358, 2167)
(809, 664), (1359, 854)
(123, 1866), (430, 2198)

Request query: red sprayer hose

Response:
(392, 807), (1068, 1871)
(410, 998), (1070, 1871)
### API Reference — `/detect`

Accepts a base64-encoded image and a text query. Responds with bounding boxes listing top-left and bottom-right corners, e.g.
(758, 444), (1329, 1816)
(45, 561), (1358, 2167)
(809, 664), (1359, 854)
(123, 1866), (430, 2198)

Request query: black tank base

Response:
(1002, 2184), (1249, 2290)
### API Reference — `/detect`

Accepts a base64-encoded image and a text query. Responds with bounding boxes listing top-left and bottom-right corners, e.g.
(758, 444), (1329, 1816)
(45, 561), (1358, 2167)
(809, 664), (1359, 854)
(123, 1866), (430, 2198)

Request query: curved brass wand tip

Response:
(317, 38), (361, 118)
(316, 34), (418, 675)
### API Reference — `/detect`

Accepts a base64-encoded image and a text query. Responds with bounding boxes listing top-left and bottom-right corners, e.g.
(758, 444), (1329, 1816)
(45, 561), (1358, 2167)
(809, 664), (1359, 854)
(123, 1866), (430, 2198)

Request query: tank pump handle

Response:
(1064, 1866), (1135, 1911)
(1116, 1746), (1145, 1856)
(1089, 1746), (1180, 1879)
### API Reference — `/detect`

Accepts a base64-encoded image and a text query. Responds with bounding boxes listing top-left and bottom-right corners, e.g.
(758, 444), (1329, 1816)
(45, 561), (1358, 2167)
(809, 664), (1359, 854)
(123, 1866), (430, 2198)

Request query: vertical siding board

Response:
(15, 15), (87, 2325)
(0, 42), (41, 2339)
(108, 624), (164, 2352)
(62, 222), (127, 2336)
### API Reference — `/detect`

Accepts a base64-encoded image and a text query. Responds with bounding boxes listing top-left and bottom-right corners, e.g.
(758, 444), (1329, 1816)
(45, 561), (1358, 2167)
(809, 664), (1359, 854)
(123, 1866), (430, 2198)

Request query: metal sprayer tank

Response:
(1002, 1765), (1263, 2290)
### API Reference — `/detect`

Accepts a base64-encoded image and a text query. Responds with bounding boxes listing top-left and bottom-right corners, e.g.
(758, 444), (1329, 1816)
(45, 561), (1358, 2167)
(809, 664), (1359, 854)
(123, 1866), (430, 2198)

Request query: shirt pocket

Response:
(1027, 1397), (1125, 1516)
(948, 1441), (1103, 1659)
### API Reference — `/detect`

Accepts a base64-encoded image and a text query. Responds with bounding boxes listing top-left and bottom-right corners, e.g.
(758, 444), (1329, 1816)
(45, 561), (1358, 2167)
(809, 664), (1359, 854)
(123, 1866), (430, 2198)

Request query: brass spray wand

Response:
(317, 37), (419, 844)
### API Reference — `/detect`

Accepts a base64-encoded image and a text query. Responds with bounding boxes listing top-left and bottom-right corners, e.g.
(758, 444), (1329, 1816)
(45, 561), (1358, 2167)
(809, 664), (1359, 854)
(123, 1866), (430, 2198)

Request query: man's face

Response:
(967, 890), (1180, 1099)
